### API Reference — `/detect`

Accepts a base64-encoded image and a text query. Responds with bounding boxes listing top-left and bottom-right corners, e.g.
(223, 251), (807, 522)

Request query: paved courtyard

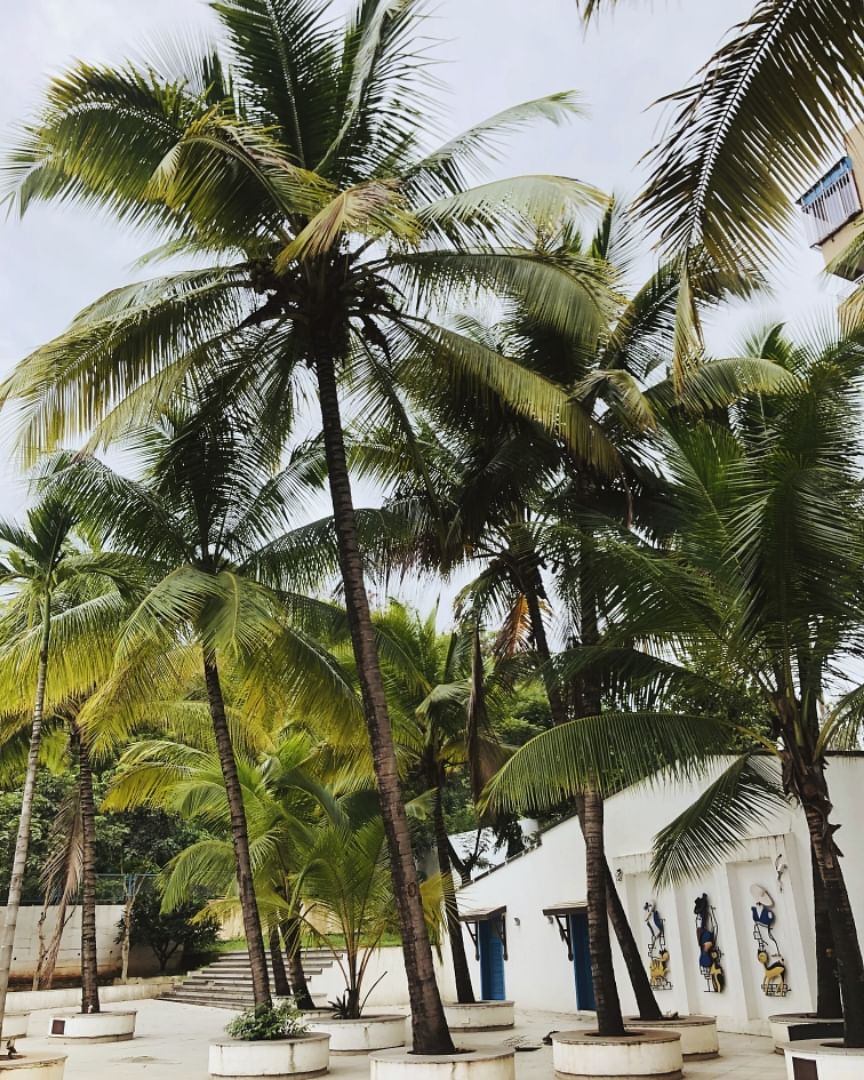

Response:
(17, 997), (786, 1078)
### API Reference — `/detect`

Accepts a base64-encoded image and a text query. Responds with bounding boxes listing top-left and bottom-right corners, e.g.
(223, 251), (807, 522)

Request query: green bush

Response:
(225, 1002), (308, 1042)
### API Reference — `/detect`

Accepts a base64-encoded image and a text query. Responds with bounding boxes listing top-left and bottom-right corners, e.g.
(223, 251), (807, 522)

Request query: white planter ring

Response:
(625, 1015), (718, 1060)
(1, 1014), (30, 1046)
(47, 1010), (136, 1043)
(370, 1046), (515, 1080)
(783, 1039), (864, 1079)
(553, 1029), (683, 1079)
(0, 1054), (66, 1080)
(208, 1034), (330, 1078)
(770, 1012), (844, 1054)
(305, 1014), (406, 1054)
(443, 1002), (515, 1032)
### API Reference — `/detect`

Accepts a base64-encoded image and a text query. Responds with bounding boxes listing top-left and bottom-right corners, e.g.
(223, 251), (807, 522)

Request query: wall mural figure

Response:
(694, 893), (724, 992)
(643, 902), (672, 990)
(750, 885), (789, 996)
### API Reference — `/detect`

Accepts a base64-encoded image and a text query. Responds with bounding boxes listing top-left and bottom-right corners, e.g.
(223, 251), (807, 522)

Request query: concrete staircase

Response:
(161, 948), (340, 1009)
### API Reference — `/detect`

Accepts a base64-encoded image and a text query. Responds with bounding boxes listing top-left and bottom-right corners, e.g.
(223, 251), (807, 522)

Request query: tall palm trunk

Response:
(269, 924), (291, 997)
(0, 594), (52, 1028)
(202, 650), (271, 1008)
(813, 849), (842, 1017)
(315, 353), (454, 1054)
(282, 916), (314, 1010)
(76, 725), (100, 1014)
(432, 783), (475, 1003)
(523, 572), (661, 1021)
(789, 748), (864, 1045)
(583, 791), (625, 1036)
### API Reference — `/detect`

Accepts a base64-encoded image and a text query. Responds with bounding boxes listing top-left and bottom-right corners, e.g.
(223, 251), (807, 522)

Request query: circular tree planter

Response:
(625, 1015), (718, 1060)
(553, 1029), (683, 1079)
(305, 1015), (406, 1054)
(0, 1054), (66, 1080)
(47, 1010), (136, 1043)
(783, 1039), (864, 1079)
(1, 1014), (30, 1043)
(370, 1046), (515, 1080)
(769, 1012), (844, 1053)
(443, 1002), (515, 1032)
(209, 1033), (330, 1078)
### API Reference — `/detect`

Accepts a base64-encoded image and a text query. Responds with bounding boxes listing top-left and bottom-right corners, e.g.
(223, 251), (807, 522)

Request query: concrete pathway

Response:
(18, 998), (786, 1078)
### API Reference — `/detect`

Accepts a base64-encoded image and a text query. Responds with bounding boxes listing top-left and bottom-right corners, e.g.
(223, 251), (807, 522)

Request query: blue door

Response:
(569, 911), (595, 1010)
(478, 920), (506, 1000)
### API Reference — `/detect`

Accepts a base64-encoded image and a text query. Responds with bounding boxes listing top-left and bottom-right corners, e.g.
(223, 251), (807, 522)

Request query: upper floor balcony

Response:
(798, 156), (862, 248)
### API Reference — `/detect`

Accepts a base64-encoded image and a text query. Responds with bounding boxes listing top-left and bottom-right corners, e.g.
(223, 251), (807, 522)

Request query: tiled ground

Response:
(16, 998), (786, 1078)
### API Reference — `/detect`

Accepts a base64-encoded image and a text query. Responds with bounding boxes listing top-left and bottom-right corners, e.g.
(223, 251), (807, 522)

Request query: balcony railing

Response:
(798, 157), (862, 246)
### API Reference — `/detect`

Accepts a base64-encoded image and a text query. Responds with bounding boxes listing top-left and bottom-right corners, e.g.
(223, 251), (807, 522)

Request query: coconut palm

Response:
(579, 0), (864, 371)
(484, 322), (864, 1044)
(1, 0), (630, 1048)
(45, 405), (355, 1009)
(0, 498), (141, 1028)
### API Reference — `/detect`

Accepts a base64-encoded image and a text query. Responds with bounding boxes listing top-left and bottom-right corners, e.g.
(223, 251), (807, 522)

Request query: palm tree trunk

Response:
(202, 650), (271, 1009)
(0, 594), (52, 1028)
(76, 725), (100, 1014)
(269, 924), (291, 997)
(583, 791), (625, 1036)
(432, 785), (475, 1004)
(605, 864), (662, 1021)
(793, 756), (864, 1046)
(813, 847), (842, 1017)
(282, 917), (314, 1010)
(523, 572), (661, 1020)
(314, 353), (454, 1054)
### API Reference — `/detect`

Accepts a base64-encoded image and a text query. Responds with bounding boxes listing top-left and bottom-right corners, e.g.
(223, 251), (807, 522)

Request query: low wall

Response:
(306, 946), (456, 1008)
(7, 977), (175, 1013)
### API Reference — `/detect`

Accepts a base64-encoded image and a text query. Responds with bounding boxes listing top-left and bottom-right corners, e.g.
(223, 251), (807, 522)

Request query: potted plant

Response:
(209, 1001), (330, 1078)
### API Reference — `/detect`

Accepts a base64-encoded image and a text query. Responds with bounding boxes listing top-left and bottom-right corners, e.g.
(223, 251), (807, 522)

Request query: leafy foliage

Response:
(225, 1001), (308, 1042)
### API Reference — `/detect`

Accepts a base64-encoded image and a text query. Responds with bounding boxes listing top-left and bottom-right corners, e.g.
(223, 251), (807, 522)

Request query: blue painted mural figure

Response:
(750, 885), (789, 997)
(694, 893), (725, 992)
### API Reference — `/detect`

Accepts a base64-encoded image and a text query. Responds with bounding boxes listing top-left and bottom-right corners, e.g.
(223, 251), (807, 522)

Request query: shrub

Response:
(225, 1002), (308, 1042)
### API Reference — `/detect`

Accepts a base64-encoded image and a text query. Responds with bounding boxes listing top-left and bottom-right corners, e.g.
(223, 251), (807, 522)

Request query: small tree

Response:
(120, 891), (219, 974)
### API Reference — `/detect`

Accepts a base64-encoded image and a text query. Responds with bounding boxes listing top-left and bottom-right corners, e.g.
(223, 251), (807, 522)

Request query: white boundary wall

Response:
(453, 754), (864, 1035)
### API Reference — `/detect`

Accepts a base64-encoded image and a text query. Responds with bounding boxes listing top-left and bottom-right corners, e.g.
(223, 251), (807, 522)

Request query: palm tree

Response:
(0, 498), (129, 1028)
(47, 407), (354, 1010)
(579, 1), (864, 374)
(1, 2), (629, 1049)
(485, 322), (864, 1045)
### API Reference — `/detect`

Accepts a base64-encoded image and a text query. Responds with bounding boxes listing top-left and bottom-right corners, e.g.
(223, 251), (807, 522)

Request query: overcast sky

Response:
(0, 0), (845, 537)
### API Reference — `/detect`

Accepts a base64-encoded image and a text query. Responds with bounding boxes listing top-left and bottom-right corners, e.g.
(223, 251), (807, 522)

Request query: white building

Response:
(454, 754), (864, 1034)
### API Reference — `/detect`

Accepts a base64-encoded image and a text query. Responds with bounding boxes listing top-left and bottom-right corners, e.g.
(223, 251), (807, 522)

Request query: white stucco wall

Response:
(453, 754), (864, 1034)
(306, 945), (456, 1008)
(1, 904), (177, 984)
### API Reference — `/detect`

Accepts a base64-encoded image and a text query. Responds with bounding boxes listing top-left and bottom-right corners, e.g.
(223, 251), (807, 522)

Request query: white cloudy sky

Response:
(0, 0), (845, 532)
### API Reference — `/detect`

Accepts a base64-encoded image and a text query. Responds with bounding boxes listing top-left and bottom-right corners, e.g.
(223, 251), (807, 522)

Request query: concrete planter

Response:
(625, 1015), (718, 1060)
(552, 1029), (683, 1078)
(208, 1033), (330, 1078)
(1, 1013), (30, 1043)
(370, 1046), (515, 1080)
(770, 1012), (844, 1053)
(443, 1001), (515, 1032)
(0, 1055), (66, 1079)
(783, 1039), (864, 1078)
(47, 1009), (136, 1043)
(305, 1014), (405, 1054)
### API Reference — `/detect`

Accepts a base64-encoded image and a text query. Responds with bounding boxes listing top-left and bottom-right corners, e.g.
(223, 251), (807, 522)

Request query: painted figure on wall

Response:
(694, 893), (724, 992)
(750, 885), (789, 996)
(643, 901), (672, 990)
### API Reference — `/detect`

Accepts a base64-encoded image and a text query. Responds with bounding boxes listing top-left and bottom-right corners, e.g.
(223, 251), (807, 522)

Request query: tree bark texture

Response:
(76, 726), (100, 1014)
(432, 783), (475, 1003)
(203, 651), (271, 1008)
(315, 353), (454, 1054)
